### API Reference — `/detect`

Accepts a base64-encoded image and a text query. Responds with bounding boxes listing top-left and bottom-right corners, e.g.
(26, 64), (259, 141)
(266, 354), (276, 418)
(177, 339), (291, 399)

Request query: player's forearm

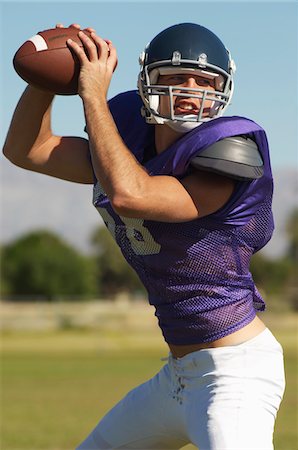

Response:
(83, 97), (151, 209)
(3, 85), (55, 165)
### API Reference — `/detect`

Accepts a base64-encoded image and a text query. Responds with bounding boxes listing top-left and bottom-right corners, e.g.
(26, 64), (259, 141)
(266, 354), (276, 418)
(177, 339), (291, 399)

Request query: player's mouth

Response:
(174, 100), (200, 115)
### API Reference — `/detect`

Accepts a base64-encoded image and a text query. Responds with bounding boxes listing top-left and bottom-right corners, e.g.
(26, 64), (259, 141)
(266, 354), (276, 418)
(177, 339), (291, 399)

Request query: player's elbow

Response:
(110, 192), (146, 219)
(3, 142), (31, 169)
(3, 141), (22, 165)
(2, 138), (13, 159)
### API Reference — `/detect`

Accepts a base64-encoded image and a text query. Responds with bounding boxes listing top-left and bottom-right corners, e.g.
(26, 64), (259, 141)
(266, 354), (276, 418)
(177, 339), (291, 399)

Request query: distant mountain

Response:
(267, 167), (298, 258)
(0, 157), (100, 254)
(1, 157), (297, 258)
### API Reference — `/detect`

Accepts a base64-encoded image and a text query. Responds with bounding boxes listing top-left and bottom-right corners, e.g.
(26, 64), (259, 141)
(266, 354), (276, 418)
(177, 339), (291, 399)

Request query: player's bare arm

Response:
(3, 85), (94, 184)
(68, 31), (235, 222)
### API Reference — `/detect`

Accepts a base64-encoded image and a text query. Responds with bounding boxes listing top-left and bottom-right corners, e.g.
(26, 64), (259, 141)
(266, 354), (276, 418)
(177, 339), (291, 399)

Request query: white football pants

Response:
(76, 328), (285, 450)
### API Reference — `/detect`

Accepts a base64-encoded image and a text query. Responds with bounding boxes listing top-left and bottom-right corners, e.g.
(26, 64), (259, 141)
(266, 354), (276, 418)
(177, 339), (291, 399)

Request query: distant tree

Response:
(0, 245), (11, 297)
(250, 252), (291, 295)
(90, 226), (145, 297)
(1, 230), (97, 301)
(286, 208), (298, 262)
(285, 208), (298, 309)
(251, 208), (298, 309)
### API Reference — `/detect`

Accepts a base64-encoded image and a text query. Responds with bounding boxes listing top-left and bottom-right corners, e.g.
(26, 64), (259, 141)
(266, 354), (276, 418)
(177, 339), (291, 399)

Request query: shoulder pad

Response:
(191, 135), (264, 180)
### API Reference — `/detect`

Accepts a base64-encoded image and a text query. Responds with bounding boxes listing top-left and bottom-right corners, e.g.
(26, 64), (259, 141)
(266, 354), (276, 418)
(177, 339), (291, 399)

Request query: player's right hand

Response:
(66, 31), (117, 101)
(55, 23), (96, 33)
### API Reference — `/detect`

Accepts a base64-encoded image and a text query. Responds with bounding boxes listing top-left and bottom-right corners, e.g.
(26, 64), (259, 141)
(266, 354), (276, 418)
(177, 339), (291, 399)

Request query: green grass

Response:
(1, 314), (297, 450)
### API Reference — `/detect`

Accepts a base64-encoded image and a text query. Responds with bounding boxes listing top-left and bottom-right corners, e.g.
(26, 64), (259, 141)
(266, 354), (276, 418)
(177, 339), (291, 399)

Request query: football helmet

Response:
(138, 23), (236, 132)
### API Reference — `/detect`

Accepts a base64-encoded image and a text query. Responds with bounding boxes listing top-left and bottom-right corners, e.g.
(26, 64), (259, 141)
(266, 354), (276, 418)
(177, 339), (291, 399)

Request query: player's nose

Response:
(183, 76), (199, 88)
(180, 77), (203, 97)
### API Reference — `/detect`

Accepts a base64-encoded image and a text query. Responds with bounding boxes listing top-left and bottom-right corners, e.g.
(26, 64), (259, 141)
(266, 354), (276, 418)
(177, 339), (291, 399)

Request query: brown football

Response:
(13, 27), (91, 95)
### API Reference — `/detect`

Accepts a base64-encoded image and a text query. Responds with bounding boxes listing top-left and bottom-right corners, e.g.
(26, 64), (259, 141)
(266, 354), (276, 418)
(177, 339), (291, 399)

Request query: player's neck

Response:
(155, 124), (183, 154)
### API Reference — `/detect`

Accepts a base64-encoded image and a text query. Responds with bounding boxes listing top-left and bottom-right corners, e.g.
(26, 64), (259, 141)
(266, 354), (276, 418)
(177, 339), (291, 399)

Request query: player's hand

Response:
(55, 23), (96, 34)
(65, 27), (118, 101)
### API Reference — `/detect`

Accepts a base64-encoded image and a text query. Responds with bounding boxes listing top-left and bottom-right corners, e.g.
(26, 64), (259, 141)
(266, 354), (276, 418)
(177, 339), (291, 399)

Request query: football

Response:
(13, 27), (91, 95)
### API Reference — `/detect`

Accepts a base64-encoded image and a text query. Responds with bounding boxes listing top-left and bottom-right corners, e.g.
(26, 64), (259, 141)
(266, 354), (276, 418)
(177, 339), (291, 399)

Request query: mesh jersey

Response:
(92, 90), (274, 345)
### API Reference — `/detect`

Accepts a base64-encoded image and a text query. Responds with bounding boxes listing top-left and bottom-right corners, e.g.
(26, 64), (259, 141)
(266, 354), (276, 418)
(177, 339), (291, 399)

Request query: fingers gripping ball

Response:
(13, 27), (92, 95)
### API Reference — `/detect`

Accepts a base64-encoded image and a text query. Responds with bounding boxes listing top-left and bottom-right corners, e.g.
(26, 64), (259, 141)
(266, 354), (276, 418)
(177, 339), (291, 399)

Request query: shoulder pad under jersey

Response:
(191, 135), (264, 180)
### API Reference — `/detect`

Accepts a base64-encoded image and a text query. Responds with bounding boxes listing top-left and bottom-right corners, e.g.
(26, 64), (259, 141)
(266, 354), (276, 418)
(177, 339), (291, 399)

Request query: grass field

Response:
(1, 306), (297, 450)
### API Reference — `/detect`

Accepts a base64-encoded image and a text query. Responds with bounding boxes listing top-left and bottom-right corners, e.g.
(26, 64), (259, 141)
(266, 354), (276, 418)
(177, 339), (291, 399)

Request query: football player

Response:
(3, 22), (285, 450)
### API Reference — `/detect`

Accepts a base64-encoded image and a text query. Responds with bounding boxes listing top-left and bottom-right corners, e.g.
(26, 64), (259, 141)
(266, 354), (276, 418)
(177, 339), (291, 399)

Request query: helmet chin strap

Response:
(164, 114), (212, 134)
(165, 116), (205, 134)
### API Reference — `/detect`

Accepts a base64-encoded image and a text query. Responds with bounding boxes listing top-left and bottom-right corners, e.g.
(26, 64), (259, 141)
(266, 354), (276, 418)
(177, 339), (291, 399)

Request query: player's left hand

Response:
(66, 29), (118, 100)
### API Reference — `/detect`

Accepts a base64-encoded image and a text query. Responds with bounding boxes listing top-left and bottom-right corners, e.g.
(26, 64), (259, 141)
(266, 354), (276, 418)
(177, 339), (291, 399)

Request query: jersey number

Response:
(97, 207), (161, 256)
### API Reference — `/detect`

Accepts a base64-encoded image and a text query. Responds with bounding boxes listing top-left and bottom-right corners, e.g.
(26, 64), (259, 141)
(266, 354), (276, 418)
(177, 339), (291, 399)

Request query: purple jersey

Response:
(92, 90), (274, 345)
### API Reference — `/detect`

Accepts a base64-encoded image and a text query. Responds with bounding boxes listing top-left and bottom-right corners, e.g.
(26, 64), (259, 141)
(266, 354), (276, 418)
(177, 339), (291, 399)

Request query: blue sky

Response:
(1, 1), (297, 169)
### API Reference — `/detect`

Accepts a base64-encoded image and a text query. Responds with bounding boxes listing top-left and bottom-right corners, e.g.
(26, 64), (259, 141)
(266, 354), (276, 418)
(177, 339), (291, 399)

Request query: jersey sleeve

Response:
(207, 124), (273, 226)
(204, 176), (273, 226)
(155, 116), (273, 227)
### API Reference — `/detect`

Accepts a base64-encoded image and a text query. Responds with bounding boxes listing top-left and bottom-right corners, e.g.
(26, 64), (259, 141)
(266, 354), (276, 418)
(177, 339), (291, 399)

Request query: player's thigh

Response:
(76, 367), (188, 449)
(192, 400), (277, 450)
(77, 432), (187, 450)
(76, 432), (111, 450)
(186, 330), (285, 449)
(77, 433), (187, 450)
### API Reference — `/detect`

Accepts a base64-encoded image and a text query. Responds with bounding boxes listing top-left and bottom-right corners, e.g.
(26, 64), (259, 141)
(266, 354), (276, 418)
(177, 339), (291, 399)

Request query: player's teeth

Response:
(183, 105), (194, 110)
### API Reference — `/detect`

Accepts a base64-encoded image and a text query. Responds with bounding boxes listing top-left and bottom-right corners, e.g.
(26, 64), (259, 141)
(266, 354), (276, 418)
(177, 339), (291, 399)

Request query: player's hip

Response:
(77, 328), (285, 449)
(168, 315), (266, 357)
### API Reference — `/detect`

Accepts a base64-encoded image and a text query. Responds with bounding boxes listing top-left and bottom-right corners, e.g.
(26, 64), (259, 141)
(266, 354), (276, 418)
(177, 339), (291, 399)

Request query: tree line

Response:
(1, 210), (297, 310)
